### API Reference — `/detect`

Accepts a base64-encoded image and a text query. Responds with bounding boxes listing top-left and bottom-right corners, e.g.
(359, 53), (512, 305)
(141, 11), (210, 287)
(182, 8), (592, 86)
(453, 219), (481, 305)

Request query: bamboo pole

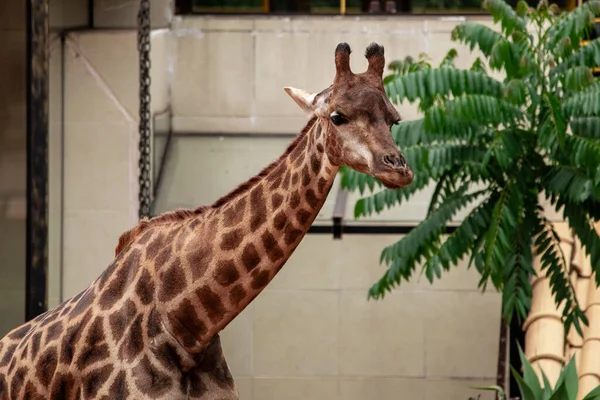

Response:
(577, 223), (600, 399)
(524, 222), (573, 386)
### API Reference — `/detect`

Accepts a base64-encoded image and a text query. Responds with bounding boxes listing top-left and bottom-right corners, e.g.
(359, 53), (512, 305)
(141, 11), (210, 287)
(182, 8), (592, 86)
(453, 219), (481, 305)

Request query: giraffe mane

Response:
(114, 115), (319, 257)
(114, 207), (208, 256)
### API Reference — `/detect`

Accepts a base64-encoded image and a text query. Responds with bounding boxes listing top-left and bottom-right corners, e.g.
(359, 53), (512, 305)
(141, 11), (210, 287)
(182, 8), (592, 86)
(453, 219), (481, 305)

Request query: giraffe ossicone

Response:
(0, 42), (413, 399)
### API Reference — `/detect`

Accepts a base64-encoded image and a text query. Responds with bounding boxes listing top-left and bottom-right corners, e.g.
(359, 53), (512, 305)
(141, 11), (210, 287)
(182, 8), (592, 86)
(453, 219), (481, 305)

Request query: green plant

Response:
(341, 0), (600, 334)
(475, 345), (600, 399)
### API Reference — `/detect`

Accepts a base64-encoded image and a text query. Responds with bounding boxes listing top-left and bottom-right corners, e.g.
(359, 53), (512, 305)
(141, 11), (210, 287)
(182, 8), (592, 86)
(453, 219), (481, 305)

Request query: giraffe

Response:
(0, 42), (413, 399)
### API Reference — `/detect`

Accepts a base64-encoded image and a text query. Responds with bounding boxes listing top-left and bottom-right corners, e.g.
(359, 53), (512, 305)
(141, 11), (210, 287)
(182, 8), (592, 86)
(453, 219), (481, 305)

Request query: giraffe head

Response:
(285, 42), (413, 189)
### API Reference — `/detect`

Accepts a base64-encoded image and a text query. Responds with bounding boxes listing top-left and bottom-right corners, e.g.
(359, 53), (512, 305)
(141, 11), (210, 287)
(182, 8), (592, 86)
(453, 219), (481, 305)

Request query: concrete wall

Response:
(0, 0), (27, 337)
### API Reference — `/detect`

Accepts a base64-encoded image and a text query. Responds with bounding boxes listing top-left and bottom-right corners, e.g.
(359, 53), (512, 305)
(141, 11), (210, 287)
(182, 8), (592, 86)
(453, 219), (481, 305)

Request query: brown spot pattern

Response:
(83, 365), (112, 398)
(158, 259), (187, 302)
(154, 342), (180, 371)
(251, 270), (270, 289)
(196, 285), (226, 324)
(0, 344), (16, 367)
(186, 370), (208, 397)
(220, 229), (243, 251)
(155, 246), (173, 268)
(271, 193), (283, 209)
(290, 191), (301, 209)
(7, 325), (30, 340)
(46, 321), (64, 343)
(30, 333), (42, 361)
(282, 171), (291, 188)
(317, 143), (324, 153)
(222, 197), (246, 227)
(69, 288), (94, 317)
(261, 231), (284, 262)
(273, 211), (287, 231)
(108, 371), (129, 399)
(188, 244), (212, 279)
(250, 186), (267, 231)
(133, 356), (173, 397)
(99, 249), (141, 310)
(269, 175), (283, 190)
(302, 165), (311, 186)
(60, 310), (92, 364)
(229, 285), (246, 307)
(10, 367), (26, 399)
(118, 315), (144, 361)
(318, 177), (328, 193)
(241, 243), (261, 272)
(305, 189), (319, 209)
(284, 224), (303, 245)
(108, 299), (137, 341)
(24, 381), (45, 400)
(310, 153), (322, 174)
(50, 373), (79, 400)
(36, 348), (58, 387)
(214, 260), (240, 286)
(136, 269), (155, 305)
(168, 299), (208, 346)
(76, 318), (109, 369)
(267, 163), (286, 182)
(296, 209), (312, 225)
(146, 233), (165, 260)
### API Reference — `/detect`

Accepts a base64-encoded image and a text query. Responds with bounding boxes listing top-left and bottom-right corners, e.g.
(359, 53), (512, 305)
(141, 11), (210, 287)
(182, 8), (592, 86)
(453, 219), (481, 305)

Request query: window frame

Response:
(175, 0), (494, 16)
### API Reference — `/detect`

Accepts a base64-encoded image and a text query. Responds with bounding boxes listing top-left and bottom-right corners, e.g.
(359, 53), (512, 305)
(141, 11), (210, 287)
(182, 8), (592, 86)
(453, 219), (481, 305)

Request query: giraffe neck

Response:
(158, 115), (339, 357)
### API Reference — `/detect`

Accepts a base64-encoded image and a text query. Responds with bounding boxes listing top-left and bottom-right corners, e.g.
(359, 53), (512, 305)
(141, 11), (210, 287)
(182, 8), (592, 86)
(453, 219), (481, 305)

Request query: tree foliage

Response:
(341, 0), (600, 335)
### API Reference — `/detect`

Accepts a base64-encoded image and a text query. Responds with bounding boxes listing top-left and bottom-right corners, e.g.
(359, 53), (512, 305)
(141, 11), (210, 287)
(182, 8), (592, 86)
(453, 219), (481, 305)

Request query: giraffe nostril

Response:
(382, 153), (400, 168)
(396, 153), (407, 168)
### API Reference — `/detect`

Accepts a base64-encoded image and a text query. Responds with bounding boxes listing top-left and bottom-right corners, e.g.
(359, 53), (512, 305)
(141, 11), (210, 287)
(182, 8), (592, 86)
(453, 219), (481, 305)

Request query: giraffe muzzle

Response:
(375, 151), (413, 189)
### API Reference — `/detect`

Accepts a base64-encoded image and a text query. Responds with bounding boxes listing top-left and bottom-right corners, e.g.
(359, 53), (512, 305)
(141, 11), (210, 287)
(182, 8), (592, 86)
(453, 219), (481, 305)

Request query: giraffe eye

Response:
(330, 112), (347, 126)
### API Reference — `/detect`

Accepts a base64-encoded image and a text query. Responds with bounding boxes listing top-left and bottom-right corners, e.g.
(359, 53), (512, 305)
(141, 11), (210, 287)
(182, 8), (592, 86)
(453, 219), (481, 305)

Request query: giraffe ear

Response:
(284, 87), (317, 114)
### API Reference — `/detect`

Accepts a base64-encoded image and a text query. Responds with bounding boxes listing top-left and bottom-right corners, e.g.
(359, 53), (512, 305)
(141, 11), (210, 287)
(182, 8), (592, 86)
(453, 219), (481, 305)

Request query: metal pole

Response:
(25, 0), (50, 321)
(138, 0), (152, 220)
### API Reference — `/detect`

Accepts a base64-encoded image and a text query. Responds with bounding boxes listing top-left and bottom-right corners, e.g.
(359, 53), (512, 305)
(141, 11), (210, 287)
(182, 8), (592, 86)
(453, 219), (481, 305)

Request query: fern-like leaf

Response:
(370, 185), (488, 298)
(482, 0), (528, 35)
(384, 68), (504, 106)
(547, 0), (600, 58)
(552, 37), (600, 74)
(561, 65), (595, 92)
(425, 95), (523, 133)
(542, 165), (595, 203)
(540, 93), (567, 149)
(562, 82), (600, 118)
(425, 191), (497, 276)
(439, 48), (459, 69)
(535, 212), (589, 336)
(452, 22), (519, 73)
(570, 116), (600, 138)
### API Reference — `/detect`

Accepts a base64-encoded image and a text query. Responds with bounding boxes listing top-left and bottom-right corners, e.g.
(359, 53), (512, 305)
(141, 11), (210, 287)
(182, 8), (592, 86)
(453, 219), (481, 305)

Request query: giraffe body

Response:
(0, 42), (413, 399)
